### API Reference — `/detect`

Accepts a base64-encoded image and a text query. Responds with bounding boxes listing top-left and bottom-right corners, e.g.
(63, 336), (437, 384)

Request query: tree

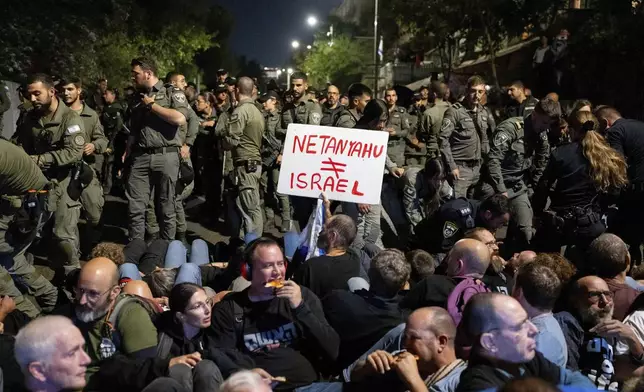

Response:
(297, 34), (371, 90)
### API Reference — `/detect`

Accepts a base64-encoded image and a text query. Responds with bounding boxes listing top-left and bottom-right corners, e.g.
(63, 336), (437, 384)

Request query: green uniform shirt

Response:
(129, 81), (191, 148)
(0, 139), (48, 195)
(76, 103), (108, 165)
(335, 108), (361, 129)
(281, 98), (322, 128)
(13, 97), (85, 178)
(386, 105), (411, 142)
(0, 82), (10, 134)
(224, 98), (264, 163)
(184, 106), (200, 146)
(419, 100), (451, 158)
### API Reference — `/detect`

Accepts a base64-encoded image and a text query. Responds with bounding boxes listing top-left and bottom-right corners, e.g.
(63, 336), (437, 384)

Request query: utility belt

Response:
(234, 160), (260, 172)
(544, 205), (601, 232)
(67, 161), (95, 201)
(134, 146), (180, 155)
(388, 139), (404, 147)
(5, 189), (50, 245)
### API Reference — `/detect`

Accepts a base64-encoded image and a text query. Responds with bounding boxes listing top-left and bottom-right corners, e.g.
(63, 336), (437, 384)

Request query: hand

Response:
(169, 352), (201, 368)
(590, 319), (635, 341)
(0, 322), (4, 334)
(251, 368), (273, 383)
(83, 143), (96, 156)
(202, 120), (216, 127)
(105, 147), (113, 154)
(366, 350), (395, 374)
(121, 151), (128, 164)
(141, 95), (155, 106)
(392, 352), (423, 388)
(180, 144), (190, 159)
(386, 127), (396, 136)
(153, 296), (169, 308)
(276, 154), (282, 165)
(451, 168), (460, 180)
(276, 280), (303, 309)
(0, 296), (15, 314)
(358, 204), (371, 214)
(501, 192), (508, 198)
(321, 193), (332, 221)
(390, 167), (405, 178)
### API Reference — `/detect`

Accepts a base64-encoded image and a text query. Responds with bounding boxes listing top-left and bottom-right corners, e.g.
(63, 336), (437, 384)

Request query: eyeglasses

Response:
(187, 297), (214, 312)
(588, 290), (614, 304)
(74, 286), (116, 302)
(486, 318), (534, 334)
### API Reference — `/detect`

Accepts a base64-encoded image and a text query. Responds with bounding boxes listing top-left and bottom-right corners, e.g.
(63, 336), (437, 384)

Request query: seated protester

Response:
(155, 283), (224, 392)
(504, 250), (537, 276)
(220, 370), (273, 392)
(456, 293), (595, 392)
(0, 296), (32, 336)
(420, 193), (510, 256)
(401, 239), (492, 310)
(322, 249), (411, 370)
(556, 276), (644, 387)
(293, 214), (365, 299)
(464, 228), (513, 295)
(587, 233), (640, 321)
(512, 263), (568, 367)
(349, 307), (466, 392)
(208, 238), (340, 389)
(406, 250), (435, 286)
(15, 316), (91, 392)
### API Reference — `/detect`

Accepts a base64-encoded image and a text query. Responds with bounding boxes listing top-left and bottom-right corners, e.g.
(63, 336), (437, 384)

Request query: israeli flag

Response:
(297, 198), (326, 261)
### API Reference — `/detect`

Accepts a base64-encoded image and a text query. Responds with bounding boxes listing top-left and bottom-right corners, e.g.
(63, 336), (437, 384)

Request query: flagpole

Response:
(373, 0), (379, 96)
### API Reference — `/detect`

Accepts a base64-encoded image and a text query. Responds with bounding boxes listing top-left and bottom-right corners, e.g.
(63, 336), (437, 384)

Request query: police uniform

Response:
(214, 101), (237, 232)
(402, 167), (431, 232)
(439, 102), (495, 198)
(404, 102), (427, 167)
(261, 102), (292, 232)
(320, 103), (344, 126)
(505, 96), (539, 119)
(100, 101), (125, 194)
(0, 139), (58, 318)
(13, 97), (86, 270)
(281, 96), (322, 229)
(418, 100), (450, 161)
(126, 81), (190, 241)
(223, 97), (264, 237)
(427, 197), (481, 253)
(0, 82), (10, 135)
(334, 108), (361, 128)
(386, 105), (411, 167)
(487, 116), (549, 249)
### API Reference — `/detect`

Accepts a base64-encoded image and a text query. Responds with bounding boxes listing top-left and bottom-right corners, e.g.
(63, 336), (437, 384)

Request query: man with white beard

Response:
(55, 257), (159, 386)
(556, 276), (644, 391)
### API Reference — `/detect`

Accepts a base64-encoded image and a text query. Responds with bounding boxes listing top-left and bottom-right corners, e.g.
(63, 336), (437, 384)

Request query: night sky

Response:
(214, 0), (344, 67)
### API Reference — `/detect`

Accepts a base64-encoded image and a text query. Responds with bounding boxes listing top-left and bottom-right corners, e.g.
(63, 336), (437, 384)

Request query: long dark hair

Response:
(424, 158), (446, 216)
(198, 92), (216, 109)
(169, 283), (204, 314)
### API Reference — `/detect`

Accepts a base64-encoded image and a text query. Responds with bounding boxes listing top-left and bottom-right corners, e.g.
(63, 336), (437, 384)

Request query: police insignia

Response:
(494, 132), (510, 146)
(66, 124), (81, 135)
(74, 135), (85, 146)
(155, 93), (165, 100)
(229, 114), (239, 122)
(173, 93), (186, 103)
(443, 221), (458, 238)
(99, 337), (116, 360)
(540, 131), (548, 141)
(311, 112), (321, 124)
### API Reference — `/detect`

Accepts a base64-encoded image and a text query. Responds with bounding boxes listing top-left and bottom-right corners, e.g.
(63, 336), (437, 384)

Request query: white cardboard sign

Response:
(277, 124), (388, 204)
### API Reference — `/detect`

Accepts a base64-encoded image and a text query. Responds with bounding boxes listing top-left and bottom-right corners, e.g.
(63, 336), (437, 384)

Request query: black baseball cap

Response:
(225, 77), (237, 86)
(215, 83), (227, 93)
(258, 90), (280, 103)
(217, 69), (227, 75)
(413, 92), (423, 101)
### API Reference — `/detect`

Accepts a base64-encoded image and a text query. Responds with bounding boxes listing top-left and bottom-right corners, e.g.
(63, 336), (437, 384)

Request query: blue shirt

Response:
(532, 312), (568, 367)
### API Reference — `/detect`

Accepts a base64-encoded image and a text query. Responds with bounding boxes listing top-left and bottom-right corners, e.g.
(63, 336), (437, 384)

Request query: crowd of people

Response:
(1, 52), (644, 392)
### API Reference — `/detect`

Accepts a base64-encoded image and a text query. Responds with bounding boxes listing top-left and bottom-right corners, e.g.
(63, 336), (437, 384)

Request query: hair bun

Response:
(582, 120), (595, 132)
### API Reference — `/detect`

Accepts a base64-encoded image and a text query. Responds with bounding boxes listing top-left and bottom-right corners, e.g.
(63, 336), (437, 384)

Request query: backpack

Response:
(447, 277), (490, 325)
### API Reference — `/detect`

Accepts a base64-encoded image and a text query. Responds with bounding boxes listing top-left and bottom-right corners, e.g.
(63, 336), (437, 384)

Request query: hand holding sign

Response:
(277, 124), (389, 204)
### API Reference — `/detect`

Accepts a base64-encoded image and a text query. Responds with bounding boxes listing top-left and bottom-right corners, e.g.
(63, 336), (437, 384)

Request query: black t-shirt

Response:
(322, 289), (409, 369)
(578, 334), (620, 391)
(293, 250), (363, 300)
(207, 287), (339, 389)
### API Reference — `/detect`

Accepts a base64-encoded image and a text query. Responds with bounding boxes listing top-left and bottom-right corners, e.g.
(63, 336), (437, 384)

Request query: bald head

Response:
(324, 214), (357, 250)
(123, 280), (153, 300)
(446, 239), (491, 277)
(574, 275), (610, 297)
(80, 257), (119, 287)
(408, 307), (456, 339)
(236, 77), (254, 97)
(463, 293), (524, 336)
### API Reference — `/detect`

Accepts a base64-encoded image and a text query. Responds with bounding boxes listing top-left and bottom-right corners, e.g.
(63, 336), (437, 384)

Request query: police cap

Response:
(225, 77), (237, 86)
(258, 90), (280, 103)
(215, 83), (228, 94)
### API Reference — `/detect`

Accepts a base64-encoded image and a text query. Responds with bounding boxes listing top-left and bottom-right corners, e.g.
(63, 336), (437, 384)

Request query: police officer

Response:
(226, 77), (238, 108)
(505, 80), (539, 120)
(405, 93), (427, 167)
(85, 78), (108, 116)
(281, 72), (322, 229)
(335, 83), (372, 128)
(0, 139), (59, 317)
(383, 87), (411, 168)
(0, 81), (10, 135)
(60, 77), (108, 256)
(596, 106), (644, 264)
(320, 85), (344, 126)
(417, 81), (451, 162)
(487, 112), (549, 249)
(100, 87), (126, 195)
(216, 69), (228, 84)
(12, 73), (86, 272)
(125, 57), (190, 241)
(222, 77), (264, 238)
(259, 91), (291, 232)
(439, 75), (495, 198)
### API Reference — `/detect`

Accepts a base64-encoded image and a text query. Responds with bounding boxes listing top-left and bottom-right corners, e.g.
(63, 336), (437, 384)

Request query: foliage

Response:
(296, 34), (371, 90)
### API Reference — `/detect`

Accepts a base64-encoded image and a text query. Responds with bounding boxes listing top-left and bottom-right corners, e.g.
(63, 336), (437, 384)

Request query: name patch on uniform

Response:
(494, 132), (510, 146)
(66, 124), (81, 135)
(173, 93), (186, 103)
(443, 221), (458, 238)
(73, 135), (86, 146)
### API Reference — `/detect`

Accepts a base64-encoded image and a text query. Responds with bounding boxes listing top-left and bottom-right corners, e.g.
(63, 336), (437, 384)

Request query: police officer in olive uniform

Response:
(60, 77), (108, 256)
(0, 81), (10, 135)
(259, 91), (291, 232)
(405, 93), (427, 167)
(487, 115), (549, 249)
(0, 139), (59, 318)
(100, 87), (126, 195)
(417, 81), (451, 163)
(334, 83), (372, 129)
(213, 84), (236, 230)
(320, 85), (344, 126)
(281, 72), (322, 229)
(439, 76), (495, 199)
(383, 88), (411, 167)
(125, 57), (190, 241)
(223, 77), (264, 238)
(12, 73), (86, 272)
(505, 80), (539, 120)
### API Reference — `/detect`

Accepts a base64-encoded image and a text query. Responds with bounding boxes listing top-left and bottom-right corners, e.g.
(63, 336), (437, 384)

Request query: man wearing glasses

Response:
(439, 75), (495, 199)
(320, 85), (343, 126)
(457, 293), (594, 392)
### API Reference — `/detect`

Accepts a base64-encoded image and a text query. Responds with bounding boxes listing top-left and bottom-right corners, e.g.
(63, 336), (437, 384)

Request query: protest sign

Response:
(277, 124), (389, 204)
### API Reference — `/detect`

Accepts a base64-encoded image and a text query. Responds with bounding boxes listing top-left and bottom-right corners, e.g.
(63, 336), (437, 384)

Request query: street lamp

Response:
(276, 69), (282, 77)
(306, 45), (312, 50)
(291, 40), (300, 49)
(287, 68), (295, 87)
(307, 16), (318, 27)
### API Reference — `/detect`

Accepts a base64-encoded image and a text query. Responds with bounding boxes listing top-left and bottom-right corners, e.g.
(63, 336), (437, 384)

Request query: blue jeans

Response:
(166, 239), (209, 286)
(119, 263), (142, 281)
